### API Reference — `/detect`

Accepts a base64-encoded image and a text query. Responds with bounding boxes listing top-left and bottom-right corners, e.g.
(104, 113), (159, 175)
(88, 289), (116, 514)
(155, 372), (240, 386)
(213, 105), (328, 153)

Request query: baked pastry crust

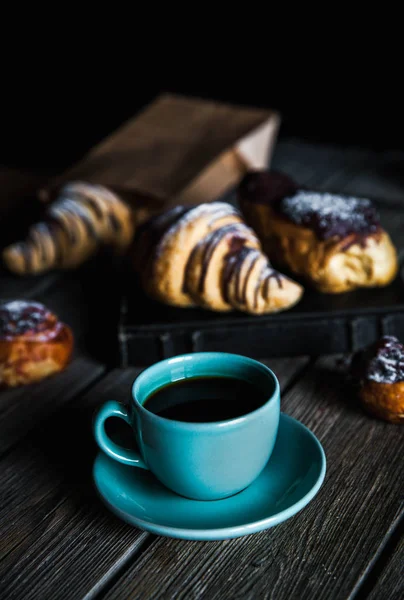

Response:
(0, 300), (73, 388)
(133, 202), (304, 315)
(350, 335), (404, 423)
(238, 171), (399, 294)
(2, 181), (136, 275)
(358, 381), (404, 424)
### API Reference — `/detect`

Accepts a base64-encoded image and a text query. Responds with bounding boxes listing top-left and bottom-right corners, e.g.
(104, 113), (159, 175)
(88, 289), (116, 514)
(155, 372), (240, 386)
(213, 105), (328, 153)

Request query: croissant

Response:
(133, 202), (304, 315)
(0, 300), (73, 388)
(2, 181), (137, 275)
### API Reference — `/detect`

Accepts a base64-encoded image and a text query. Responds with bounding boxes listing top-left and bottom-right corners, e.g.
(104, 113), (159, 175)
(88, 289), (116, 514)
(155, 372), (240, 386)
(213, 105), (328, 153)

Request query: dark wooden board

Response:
(0, 357), (308, 600)
(101, 356), (404, 600)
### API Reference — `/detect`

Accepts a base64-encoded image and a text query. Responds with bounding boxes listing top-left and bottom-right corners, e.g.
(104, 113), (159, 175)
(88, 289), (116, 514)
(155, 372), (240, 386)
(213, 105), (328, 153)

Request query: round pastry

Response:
(132, 201), (304, 315)
(350, 335), (404, 423)
(0, 300), (73, 388)
(238, 170), (398, 294)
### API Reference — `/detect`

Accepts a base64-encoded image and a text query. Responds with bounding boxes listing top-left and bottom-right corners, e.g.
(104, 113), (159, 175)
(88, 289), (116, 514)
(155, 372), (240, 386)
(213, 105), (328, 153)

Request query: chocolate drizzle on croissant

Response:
(190, 223), (249, 295)
(133, 201), (303, 315)
(223, 245), (283, 310)
(2, 182), (135, 275)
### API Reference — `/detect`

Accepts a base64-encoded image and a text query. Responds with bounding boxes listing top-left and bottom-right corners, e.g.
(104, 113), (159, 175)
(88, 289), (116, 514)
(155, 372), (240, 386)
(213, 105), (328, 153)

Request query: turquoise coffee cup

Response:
(93, 352), (280, 501)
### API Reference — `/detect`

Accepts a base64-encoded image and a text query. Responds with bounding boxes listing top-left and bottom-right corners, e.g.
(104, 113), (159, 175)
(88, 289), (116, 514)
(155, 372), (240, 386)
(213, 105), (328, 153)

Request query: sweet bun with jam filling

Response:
(0, 300), (73, 388)
(238, 170), (398, 294)
(350, 335), (404, 423)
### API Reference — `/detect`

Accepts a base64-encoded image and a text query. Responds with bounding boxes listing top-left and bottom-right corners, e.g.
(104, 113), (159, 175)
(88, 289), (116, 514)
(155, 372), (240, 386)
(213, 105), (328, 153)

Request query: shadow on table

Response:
(27, 380), (136, 509)
(312, 355), (373, 419)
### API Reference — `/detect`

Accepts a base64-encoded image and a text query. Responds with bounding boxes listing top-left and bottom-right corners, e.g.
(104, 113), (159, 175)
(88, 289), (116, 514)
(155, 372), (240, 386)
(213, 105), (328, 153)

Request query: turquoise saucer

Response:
(93, 413), (326, 541)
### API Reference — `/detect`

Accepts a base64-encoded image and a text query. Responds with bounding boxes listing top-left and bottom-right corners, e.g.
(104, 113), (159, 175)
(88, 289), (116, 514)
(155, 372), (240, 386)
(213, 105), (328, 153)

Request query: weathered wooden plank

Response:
(0, 368), (146, 600)
(0, 354), (105, 455)
(101, 356), (403, 600)
(366, 521), (404, 600)
(0, 357), (308, 600)
(259, 356), (309, 392)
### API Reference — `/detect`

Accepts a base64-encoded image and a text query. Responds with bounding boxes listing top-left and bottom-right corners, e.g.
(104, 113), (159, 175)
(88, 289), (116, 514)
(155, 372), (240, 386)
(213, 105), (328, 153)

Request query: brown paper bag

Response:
(39, 93), (281, 209)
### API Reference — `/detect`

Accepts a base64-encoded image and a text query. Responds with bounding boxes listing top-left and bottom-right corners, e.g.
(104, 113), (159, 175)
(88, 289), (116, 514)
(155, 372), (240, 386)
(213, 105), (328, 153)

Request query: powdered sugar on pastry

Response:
(154, 202), (240, 261)
(280, 191), (380, 240)
(238, 170), (398, 294)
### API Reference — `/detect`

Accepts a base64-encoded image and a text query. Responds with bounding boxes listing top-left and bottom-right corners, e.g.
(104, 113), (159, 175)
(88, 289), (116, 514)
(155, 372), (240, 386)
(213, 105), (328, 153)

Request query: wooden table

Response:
(0, 133), (403, 600)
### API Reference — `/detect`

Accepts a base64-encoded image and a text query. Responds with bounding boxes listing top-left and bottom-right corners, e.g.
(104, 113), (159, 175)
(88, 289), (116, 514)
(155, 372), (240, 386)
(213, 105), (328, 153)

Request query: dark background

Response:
(1, 74), (403, 172)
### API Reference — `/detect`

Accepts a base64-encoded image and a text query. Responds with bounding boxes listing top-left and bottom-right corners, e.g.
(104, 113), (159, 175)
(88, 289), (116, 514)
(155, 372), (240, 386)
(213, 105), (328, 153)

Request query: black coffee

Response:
(143, 376), (267, 423)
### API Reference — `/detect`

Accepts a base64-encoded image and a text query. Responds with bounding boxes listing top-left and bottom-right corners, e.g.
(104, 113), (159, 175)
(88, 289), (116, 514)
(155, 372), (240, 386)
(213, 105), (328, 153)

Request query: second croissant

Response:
(132, 202), (304, 315)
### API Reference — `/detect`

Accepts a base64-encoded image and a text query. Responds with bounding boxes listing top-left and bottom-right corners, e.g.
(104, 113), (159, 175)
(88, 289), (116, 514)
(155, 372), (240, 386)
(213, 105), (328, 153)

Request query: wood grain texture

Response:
(259, 356), (309, 391)
(0, 368), (146, 600)
(0, 357), (308, 600)
(101, 356), (404, 600)
(0, 355), (105, 455)
(367, 521), (404, 600)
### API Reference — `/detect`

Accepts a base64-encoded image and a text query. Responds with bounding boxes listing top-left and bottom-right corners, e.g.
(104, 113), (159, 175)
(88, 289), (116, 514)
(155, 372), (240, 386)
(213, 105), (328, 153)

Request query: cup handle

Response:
(93, 400), (148, 469)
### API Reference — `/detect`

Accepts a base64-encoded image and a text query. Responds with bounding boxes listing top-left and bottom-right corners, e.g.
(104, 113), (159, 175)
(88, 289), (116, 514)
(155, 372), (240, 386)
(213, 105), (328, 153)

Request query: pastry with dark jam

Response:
(350, 335), (404, 423)
(132, 201), (303, 315)
(238, 170), (398, 294)
(0, 300), (73, 388)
